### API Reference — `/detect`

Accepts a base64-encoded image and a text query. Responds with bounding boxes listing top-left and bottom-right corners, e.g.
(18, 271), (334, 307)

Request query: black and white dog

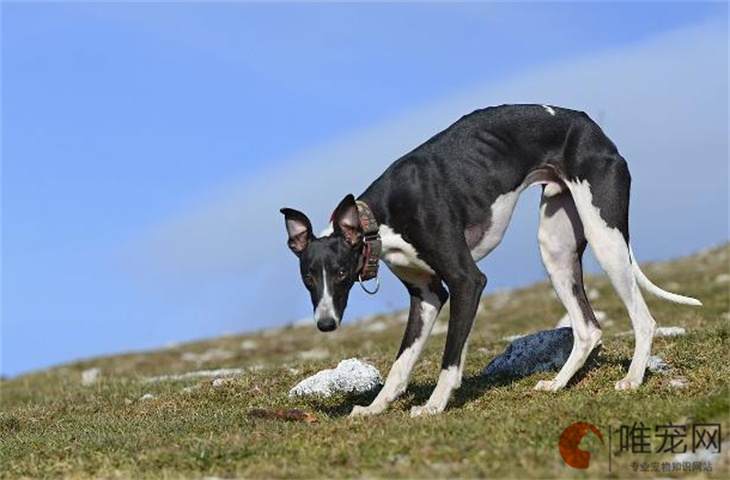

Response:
(281, 104), (701, 417)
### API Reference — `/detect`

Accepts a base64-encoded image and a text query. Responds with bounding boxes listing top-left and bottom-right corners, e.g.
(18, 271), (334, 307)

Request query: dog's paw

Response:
(410, 404), (441, 418)
(349, 404), (381, 418)
(533, 379), (561, 392)
(615, 378), (642, 391)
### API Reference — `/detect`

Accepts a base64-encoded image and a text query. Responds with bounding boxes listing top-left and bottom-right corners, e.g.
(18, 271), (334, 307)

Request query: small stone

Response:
(240, 340), (258, 351)
(714, 273), (730, 283)
(212, 378), (233, 388)
(139, 393), (155, 401)
(669, 377), (688, 389)
(587, 289), (601, 301)
(647, 355), (671, 374)
(655, 326), (686, 337)
(81, 367), (101, 386)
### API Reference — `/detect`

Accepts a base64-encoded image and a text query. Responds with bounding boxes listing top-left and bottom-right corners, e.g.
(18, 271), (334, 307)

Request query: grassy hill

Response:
(2, 244), (728, 479)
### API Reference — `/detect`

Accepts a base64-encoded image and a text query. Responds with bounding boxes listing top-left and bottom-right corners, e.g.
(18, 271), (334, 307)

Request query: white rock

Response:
(144, 368), (244, 383)
(587, 289), (601, 301)
(669, 377), (688, 389)
(655, 326), (686, 337)
(240, 340), (258, 351)
(714, 273), (730, 283)
(298, 347), (330, 360)
(139, 393), (155, 401)
(594, 310), (607, 322)
(647, 355), (671, 374)
(81, 367), (101, 386)
(212, 378), (233, 388)
(289, 358), (382, 397)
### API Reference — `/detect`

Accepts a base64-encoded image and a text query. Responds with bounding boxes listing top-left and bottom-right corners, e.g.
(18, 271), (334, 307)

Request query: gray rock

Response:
(483, 328), (600, 382)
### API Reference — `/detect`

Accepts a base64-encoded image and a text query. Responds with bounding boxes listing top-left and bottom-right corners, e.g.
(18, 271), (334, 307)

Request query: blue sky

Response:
(2, 2), (728, 376)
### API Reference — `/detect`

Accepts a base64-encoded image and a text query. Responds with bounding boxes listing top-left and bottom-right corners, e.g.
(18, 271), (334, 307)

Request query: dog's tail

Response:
(629, 246), (702, 306)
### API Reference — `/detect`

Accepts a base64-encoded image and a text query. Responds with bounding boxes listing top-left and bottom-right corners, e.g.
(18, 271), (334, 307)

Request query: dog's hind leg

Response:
(533, 189), (602, 392)
(411, 245), (486, 417)
(567, 156), (656, 390)
(350, 273), (448, 417)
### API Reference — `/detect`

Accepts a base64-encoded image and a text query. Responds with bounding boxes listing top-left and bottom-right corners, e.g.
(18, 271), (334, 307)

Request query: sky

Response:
(2, 1), (728, 377)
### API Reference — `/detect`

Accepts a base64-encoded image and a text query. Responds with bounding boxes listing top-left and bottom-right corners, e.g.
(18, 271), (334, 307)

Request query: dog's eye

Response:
(303, 274), (315, 288)
(336, 269), (347, 282)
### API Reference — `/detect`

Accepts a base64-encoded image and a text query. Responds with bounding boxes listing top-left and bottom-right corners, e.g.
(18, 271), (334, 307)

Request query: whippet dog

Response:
(280, 104), (701, 417)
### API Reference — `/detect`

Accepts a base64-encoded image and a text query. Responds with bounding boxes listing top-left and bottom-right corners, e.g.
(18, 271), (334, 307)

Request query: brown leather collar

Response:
(355, 200), (381, 282)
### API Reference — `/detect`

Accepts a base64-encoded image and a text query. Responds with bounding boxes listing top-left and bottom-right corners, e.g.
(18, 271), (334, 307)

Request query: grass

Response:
(1, 244), (728, 479)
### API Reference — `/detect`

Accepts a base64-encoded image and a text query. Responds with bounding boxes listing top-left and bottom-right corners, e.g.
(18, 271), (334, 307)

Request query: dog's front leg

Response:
(411, 269), (486, 418)
(350, 277), (447, 417)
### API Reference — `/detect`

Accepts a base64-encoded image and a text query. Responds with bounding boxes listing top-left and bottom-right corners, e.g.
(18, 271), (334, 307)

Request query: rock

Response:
(715, 273), (730, 283)
(289, 358), (382, 397)
(616, 326), (686, 338)
(139, 393), (155, 401)
(647, 355), (671, 374)
(655, 326), (686, 337)
(483, 328), (600, 382)
(240, 340), (258, 351)
(81, 367), (101, 386)
(587, 289), (601, 301)
(212, 378), (234, 388)
(669, 377), (688, 389)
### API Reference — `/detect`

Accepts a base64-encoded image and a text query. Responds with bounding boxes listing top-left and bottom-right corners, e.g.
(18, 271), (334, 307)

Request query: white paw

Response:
(615, 378), (642, 390)
(410, 404), (441, 418)
(533, 379), (563, 392)
(349, 404), (383, 418)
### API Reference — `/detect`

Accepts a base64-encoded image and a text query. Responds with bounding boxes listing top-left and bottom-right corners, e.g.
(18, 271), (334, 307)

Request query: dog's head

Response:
(280, 194), (363, 332)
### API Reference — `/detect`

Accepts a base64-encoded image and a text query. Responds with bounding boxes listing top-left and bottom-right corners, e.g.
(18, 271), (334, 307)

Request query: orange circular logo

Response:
(559, 422), (604, 469)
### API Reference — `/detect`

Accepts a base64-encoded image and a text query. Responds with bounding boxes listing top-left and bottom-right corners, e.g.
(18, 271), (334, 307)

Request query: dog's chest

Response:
(379, 225), (435, 275)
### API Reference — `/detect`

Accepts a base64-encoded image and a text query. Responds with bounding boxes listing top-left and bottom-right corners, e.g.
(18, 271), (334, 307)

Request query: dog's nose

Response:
(316, 317), (337, 332)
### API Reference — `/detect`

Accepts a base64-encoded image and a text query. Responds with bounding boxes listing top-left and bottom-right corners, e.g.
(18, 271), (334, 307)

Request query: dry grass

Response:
(1, 244), (728, 479)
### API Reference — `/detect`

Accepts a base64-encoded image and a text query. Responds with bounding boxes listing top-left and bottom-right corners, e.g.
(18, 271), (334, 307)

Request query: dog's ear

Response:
(280, 208), (314, 256)
(333, 194), (362, 247)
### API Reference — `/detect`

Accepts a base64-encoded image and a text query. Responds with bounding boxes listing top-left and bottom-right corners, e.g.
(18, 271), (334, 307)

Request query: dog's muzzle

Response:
(316, 317), (338, 332)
